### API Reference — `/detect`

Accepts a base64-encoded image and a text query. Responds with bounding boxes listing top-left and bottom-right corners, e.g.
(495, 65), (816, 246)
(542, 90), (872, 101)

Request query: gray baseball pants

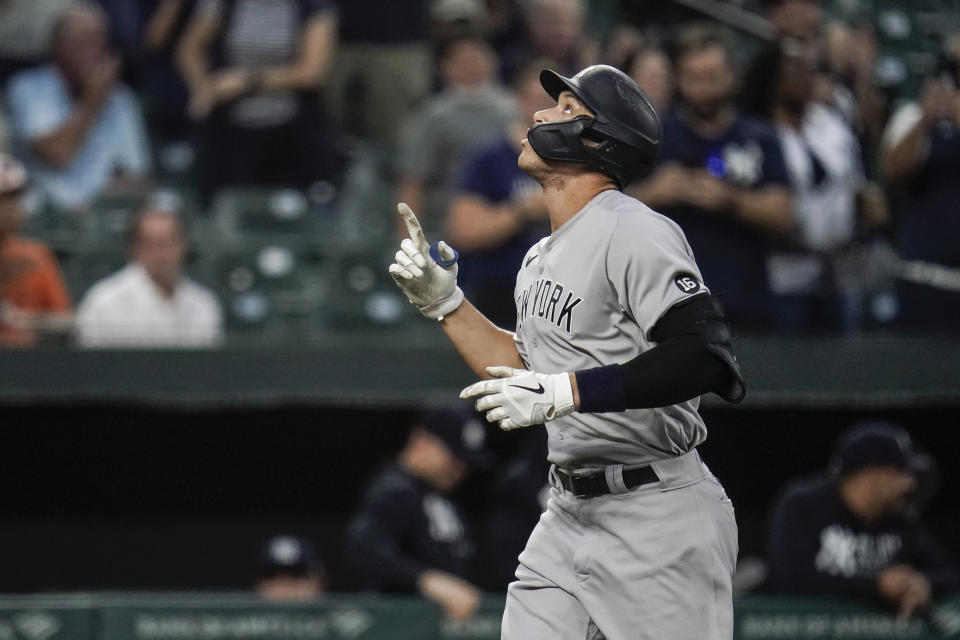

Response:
(501, 449), (738, 640)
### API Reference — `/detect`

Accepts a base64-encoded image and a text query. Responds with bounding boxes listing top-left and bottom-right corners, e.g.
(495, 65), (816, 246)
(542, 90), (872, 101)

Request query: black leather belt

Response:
(557, 465), (659, 498)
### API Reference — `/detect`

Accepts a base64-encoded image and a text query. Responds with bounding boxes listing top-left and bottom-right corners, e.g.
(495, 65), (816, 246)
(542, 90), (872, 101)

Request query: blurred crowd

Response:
(250, 407), (958, 626)
(0, 0), (959, 348)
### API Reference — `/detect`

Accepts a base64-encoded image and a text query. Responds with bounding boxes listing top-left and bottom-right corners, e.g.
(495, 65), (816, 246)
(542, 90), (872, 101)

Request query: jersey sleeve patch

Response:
(673, 272), (702, 295)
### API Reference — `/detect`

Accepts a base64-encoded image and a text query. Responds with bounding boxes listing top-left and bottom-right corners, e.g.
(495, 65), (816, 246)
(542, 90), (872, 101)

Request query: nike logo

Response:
(525, 254), (539, 267)
(509, 383), (545, 394)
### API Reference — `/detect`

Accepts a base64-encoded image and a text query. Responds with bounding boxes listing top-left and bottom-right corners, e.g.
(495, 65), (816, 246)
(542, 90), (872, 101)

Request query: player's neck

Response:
(542, 174), (617, 232)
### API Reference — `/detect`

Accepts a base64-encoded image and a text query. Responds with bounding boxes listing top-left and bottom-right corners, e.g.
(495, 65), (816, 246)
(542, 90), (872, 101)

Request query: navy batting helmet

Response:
(527, 64), (662, 188)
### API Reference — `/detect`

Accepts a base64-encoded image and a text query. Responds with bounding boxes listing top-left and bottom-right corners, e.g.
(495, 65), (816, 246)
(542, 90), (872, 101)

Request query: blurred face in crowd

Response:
(257, 574), (325, 601)
(825, 21), (853, 75)
(0, 192), (25, 237)
(440, 39), (496, 90)
(629, 49), (673, 111)
(131, 211), (186, 295)
(528, 0), (583, 60)
(860, 466), (918, 518)
(676, 45), (735, 121)
(406, 428), (468, 492)
(519, 90), (596, 181)
(767, 0), (823, 42)
(54, 7), (110, 86)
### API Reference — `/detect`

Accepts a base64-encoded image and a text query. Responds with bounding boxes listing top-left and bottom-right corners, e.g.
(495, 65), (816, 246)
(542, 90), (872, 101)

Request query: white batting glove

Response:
(460, 366), (576, 431)
(388, 203), (464, 319)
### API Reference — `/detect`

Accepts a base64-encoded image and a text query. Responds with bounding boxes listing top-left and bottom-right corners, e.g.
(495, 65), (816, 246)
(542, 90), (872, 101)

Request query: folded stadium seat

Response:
(322, 247), (421, 333)
(326, 142), (397, 256)
(209, 242), (336, 344)
(208, 186), (340, 252)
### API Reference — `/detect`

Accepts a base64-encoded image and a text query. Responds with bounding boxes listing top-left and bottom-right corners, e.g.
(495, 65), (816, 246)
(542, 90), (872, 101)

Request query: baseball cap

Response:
(418, 404), (491, 469)
(0, 154), (28, 196)
(831, 421), (919, 477)
(258, 535), (324, 578)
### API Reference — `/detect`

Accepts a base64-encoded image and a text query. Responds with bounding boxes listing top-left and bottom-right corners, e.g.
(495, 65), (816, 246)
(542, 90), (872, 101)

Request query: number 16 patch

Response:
(673, 272), (701, 294)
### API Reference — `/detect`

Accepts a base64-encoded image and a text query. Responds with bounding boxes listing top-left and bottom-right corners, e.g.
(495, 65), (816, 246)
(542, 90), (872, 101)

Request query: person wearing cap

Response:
(0, 153), (72, 347)
(767, 421), (959, 617)
(255, 535), (327, 602)
(73, 198), (223, 348)
(346, 404), (489, 621)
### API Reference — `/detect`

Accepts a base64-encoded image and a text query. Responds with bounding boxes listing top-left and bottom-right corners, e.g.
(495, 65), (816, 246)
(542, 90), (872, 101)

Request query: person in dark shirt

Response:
(346, 404), (490, 621)
(767, 421), (959, 618)
(880, 50), (960, 334)
(629, 23), (793, 332)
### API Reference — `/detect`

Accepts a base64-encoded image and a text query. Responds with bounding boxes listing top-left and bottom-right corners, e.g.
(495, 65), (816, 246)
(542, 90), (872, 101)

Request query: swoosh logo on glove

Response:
(509, 382), (545, 394)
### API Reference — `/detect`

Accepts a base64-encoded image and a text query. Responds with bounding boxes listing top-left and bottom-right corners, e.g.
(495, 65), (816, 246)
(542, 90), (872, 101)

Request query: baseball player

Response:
(389, 64), (746, 639)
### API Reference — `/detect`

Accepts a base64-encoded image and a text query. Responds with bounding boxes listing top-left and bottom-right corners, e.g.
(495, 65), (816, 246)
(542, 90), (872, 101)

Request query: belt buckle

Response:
(565, 469), (604, 498)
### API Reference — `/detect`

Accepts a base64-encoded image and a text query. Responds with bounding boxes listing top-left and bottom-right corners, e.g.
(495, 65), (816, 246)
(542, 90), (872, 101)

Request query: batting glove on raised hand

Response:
(388, 203), (464, 319)
(460, 366), (576, 431)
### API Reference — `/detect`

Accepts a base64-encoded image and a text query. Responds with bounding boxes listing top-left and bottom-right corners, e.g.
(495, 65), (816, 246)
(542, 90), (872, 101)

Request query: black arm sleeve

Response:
(575, 294), (746, 413)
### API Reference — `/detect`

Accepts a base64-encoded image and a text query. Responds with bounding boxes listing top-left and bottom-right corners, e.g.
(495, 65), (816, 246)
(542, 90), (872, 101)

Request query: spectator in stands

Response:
(255, 534), (326, 601)
(764, 1), (888, 163)
(445, 60), (554, 328)
(741, 38), (887, 333)
(5, 2), (153, 213)
(323, 0), (431, 146)
(395, 30), (515, 239)
(0, 0), (71, 84)
(498, 0), (598, 85)
(629, 24), (792, 331)
(880, 48), (960, 333)
(767, 421), (959, 617)
(177, 0), (340, 206)
(625, 44), (674, 112)
(346, 404), (489, 621)
(0, 153), (72, 347)
(74, 200), (223, 348)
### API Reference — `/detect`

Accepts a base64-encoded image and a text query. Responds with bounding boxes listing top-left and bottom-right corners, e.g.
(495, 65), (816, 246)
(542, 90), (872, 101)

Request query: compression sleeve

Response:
(575, 294), (746, 412)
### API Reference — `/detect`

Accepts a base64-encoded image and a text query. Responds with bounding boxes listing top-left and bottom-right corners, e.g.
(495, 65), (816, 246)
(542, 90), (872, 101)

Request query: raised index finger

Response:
(397, 203), (430, 254)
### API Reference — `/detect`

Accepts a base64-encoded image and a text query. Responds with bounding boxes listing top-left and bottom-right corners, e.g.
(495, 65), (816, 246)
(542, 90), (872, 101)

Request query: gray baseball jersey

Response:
(513, 189), (709, 469)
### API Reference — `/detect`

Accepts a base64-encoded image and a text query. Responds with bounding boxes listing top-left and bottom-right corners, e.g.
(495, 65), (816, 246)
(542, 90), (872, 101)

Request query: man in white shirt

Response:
(74, 205), (223, 348)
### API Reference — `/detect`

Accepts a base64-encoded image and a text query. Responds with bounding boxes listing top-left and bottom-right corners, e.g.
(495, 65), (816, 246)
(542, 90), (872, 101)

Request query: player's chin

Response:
(517, 145), (542, 172)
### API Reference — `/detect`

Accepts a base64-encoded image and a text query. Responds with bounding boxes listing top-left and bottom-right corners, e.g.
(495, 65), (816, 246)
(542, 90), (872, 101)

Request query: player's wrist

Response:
(419, 286), (464, 320)
(547, 372), (576, 419)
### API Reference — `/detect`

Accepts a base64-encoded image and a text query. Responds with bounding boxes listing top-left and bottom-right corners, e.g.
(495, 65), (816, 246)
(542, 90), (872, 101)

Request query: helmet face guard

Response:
(527, 116), (642, 190)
